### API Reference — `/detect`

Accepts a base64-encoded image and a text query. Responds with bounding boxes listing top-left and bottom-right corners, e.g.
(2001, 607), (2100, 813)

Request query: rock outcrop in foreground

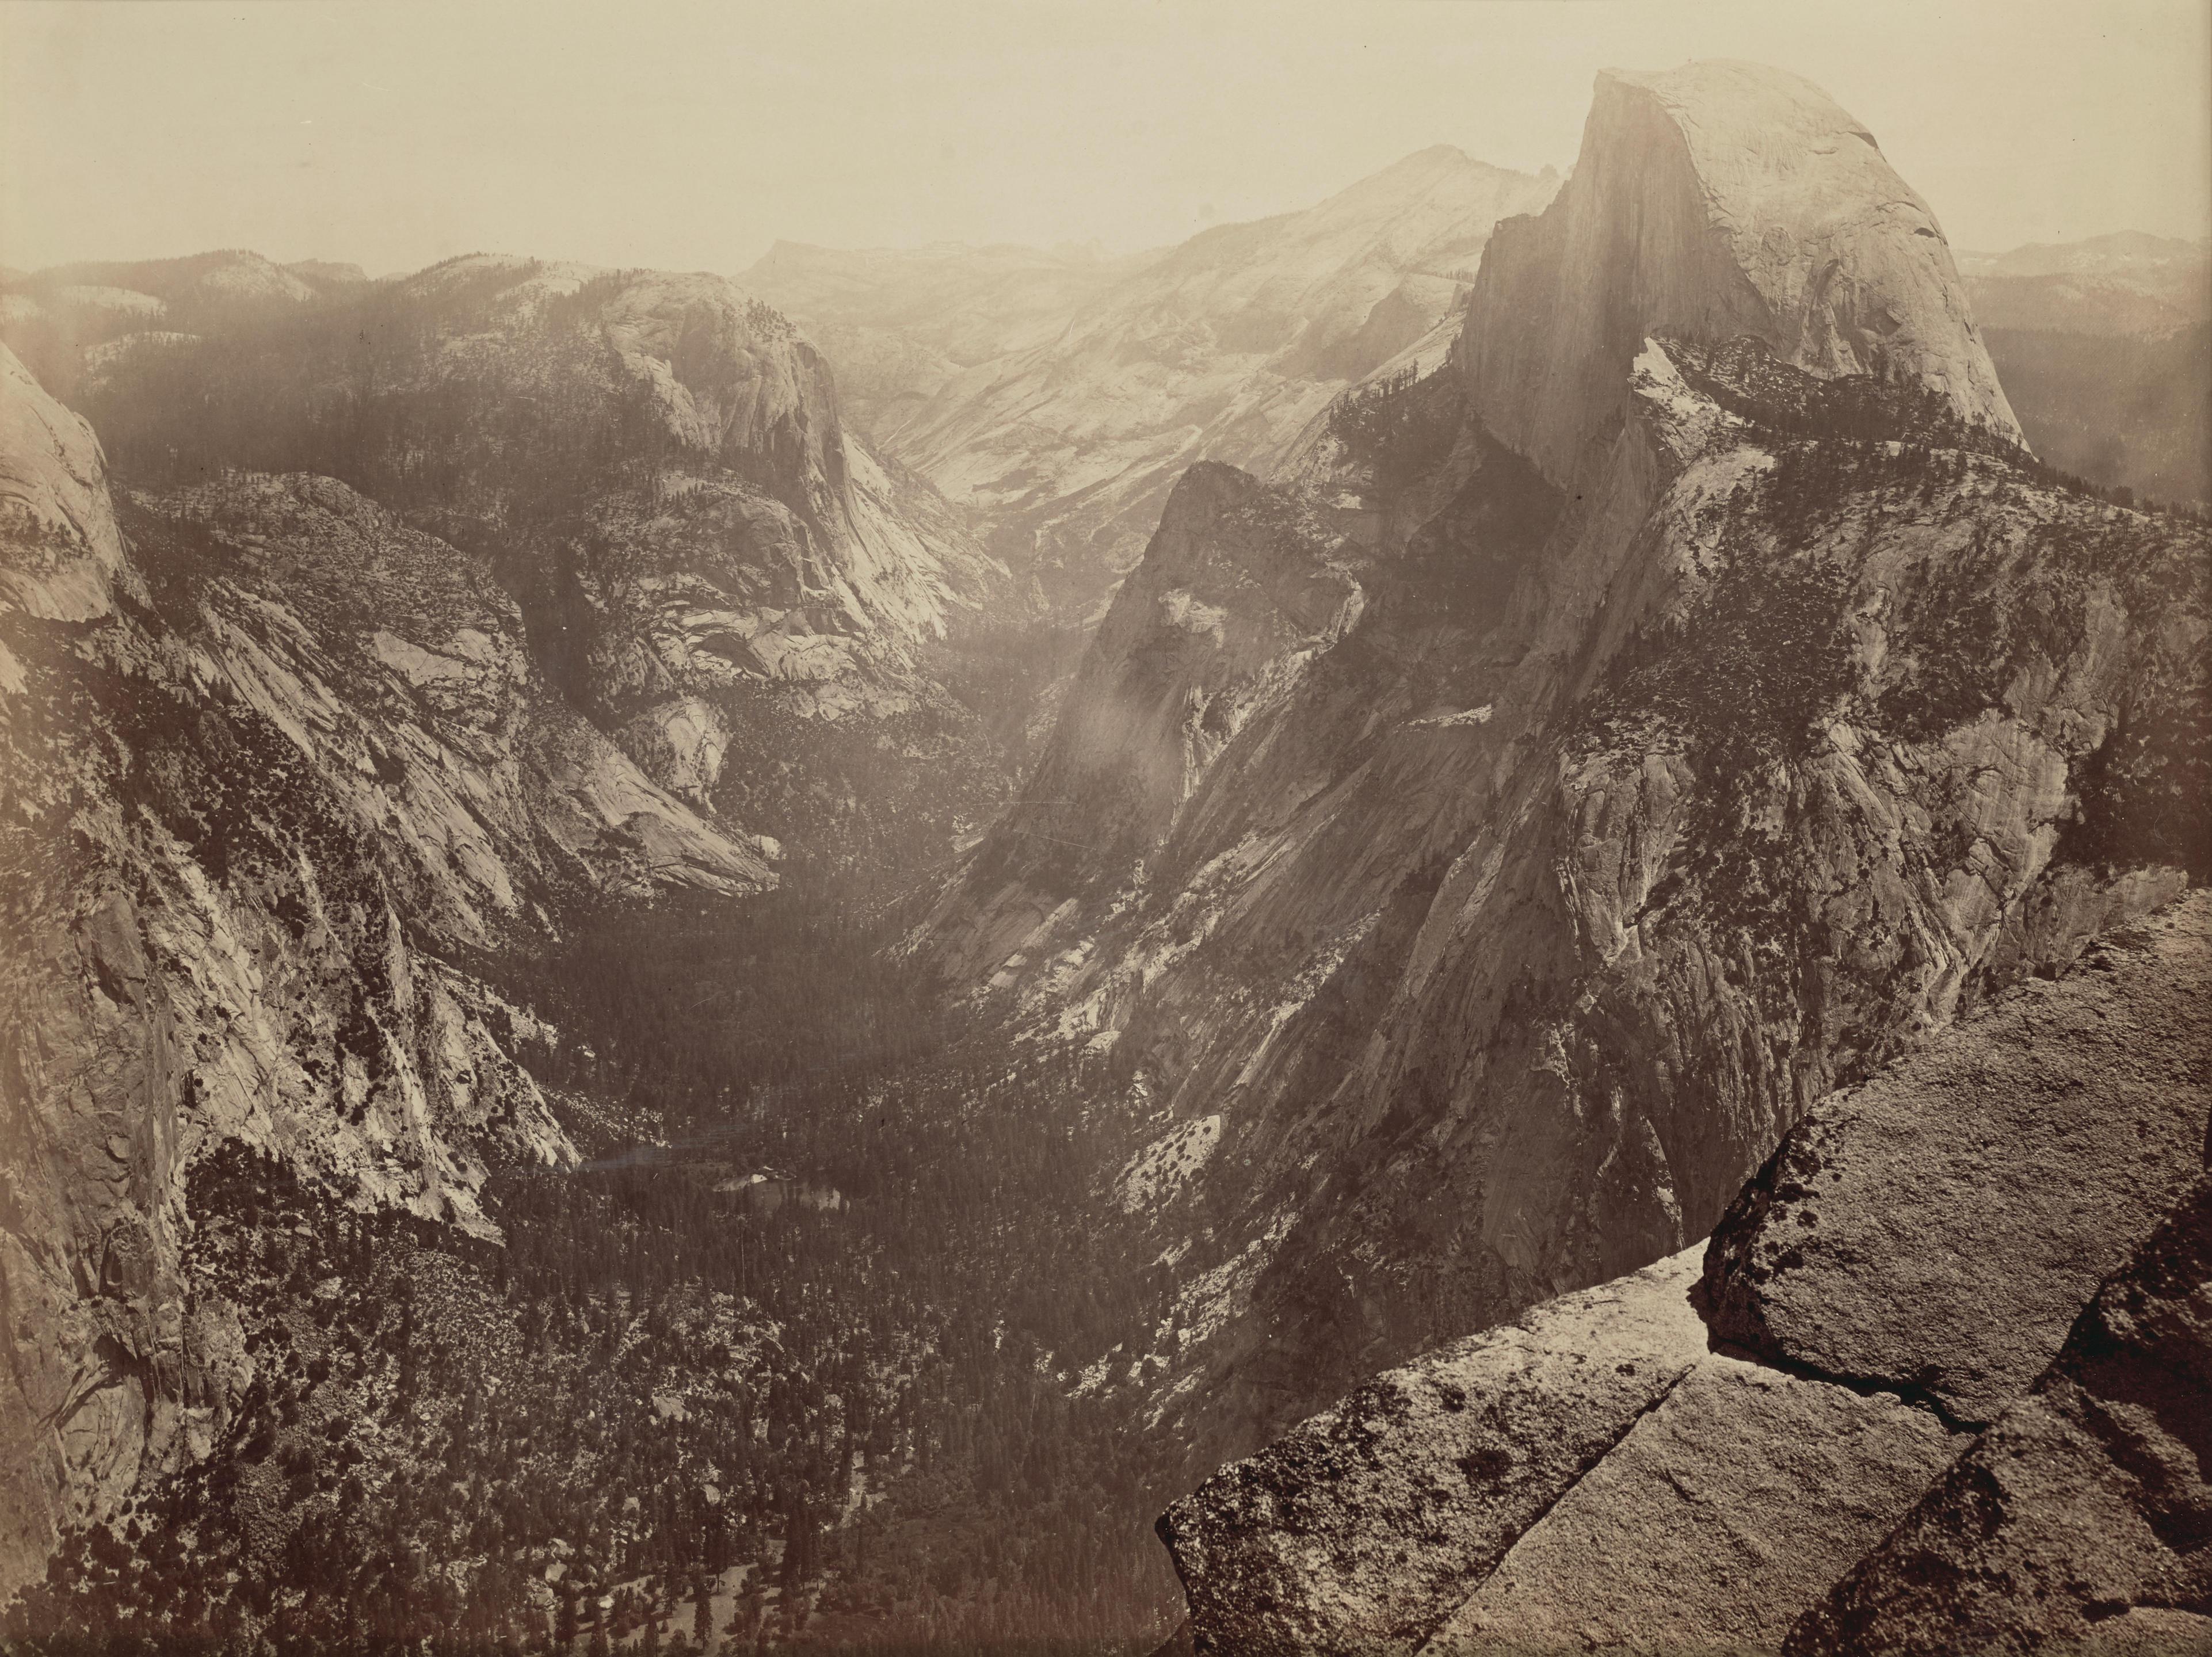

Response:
(1159, 894), (2212, 1654)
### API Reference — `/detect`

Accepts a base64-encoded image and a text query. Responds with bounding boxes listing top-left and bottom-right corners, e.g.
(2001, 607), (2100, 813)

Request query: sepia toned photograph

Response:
(2, 2), (2208, 1652)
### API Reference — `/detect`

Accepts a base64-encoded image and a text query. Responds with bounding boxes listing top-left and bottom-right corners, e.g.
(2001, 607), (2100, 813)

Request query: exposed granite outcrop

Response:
(0, 345), (764, 1598)
(1698, 898), (2212, 1425)
(0, 249), (1018, 1597)
(1460, 61), (2021, 487)
(1157, 1249), (1707, 1656)
(1158, 892), (2210, 1655)
(1788, 1178), (2212, 1655)
(0, 348), (132, 625)
(918, 460), (1366, 986)
(1421, 1357), (1961, 1655)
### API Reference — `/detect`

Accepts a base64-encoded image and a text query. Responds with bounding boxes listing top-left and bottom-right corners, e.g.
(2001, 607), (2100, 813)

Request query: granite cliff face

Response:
(0, 344), (769, 1597)
(3, 254), (1028, 883)
(1159, 895), (2211, 1654)
(1460, 61), (2021, 488)
(919, 60), (2209, 1508)
(949, 460), (1366, 921)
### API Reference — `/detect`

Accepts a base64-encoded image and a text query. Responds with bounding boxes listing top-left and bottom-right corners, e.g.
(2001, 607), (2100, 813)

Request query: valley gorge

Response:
(3, 40), (2209, 1657)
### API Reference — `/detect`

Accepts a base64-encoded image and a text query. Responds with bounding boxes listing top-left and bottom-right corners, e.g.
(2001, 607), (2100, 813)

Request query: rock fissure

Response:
(1406, 1357), (1703, 1650)
(1702, 1336), (1984, 1435)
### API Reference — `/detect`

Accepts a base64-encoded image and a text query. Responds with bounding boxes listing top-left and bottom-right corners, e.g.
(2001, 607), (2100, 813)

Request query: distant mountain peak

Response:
(1313, 143), (1539, 215)
(1382, 142), (1478, 169)
(1460, 58), (2021, 483)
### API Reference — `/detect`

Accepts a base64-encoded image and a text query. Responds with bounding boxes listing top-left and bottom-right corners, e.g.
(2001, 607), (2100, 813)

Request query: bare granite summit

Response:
(1461, 60), (2024, 486)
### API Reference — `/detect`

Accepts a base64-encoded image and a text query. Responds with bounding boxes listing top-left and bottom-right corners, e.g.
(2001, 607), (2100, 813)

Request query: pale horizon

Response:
(5, 0), (2209, 281)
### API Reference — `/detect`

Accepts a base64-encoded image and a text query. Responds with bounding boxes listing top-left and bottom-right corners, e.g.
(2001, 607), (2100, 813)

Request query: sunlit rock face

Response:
(0, 343), (771, 1599)
(0, 348), (132, 625)
(1462, 61), (2022, 489)
(1160, 896), (2211, 1655)
(17, 255), (1014, 835)
(918, 460), (1367, 986)
(919, 60), (2207, 1503)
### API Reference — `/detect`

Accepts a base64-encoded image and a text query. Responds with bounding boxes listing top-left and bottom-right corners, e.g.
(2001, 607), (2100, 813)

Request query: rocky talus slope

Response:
(917, 59), (2210, 1499)
(0, 342), (769, 1597)
(1158, 893), (2212, 1655)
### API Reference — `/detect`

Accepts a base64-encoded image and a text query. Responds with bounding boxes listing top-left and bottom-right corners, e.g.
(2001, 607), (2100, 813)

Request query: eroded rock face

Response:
(0, 348), (131, 624)
(0, 262), (1011, 1590)
(0, 346), (763, 1598)
(1157, 1249), (1707, 1657)
(1460, 61), (2022, 487)
(1788, 1177), (2212, 1655)
(1160, 894), (2210, 1656)
(1698, 897), (2212, 1426)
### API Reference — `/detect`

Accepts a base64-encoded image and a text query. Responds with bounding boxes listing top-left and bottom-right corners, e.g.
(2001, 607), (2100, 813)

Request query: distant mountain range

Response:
(748, 147), (1562, 619)
(1948, 231), (2212, 507)
(1959, 228), (2210, 333)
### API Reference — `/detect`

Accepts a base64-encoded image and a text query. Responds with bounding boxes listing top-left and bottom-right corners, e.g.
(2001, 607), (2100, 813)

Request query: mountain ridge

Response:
(0, 339), (788, 1593)
(915, 60), (2206, 1510)
(3, 251), (1032, 881)
(752, 145), (1562, 621)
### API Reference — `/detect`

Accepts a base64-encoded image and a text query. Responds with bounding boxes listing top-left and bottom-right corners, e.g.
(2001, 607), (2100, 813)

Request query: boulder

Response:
(1420, 1355), (1961, 1654)
(1158, 1248), (1708, 1656)
(1787, 1178), (2212, 1655)
(1698, 895), (2212, 1426)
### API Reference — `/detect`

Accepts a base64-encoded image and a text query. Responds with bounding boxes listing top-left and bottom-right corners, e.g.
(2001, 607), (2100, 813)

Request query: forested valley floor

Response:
(8, 866), (1190, 1656)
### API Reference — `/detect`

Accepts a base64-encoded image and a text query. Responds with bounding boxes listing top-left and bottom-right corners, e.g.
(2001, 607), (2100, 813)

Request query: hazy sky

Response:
(5, 0), (2207, 278)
